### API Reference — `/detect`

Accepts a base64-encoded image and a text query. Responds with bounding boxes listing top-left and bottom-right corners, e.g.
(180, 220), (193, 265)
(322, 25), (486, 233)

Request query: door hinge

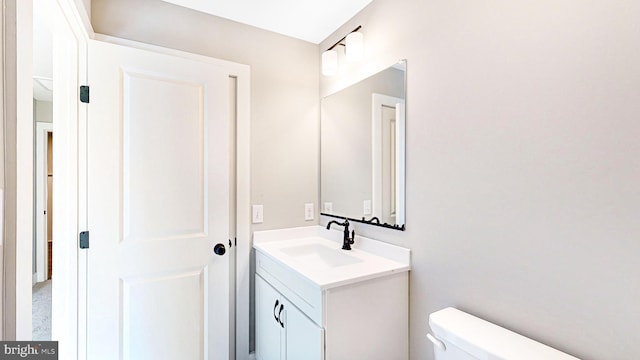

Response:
(79, 231), (90, 249)
(80, 85), (90, 103)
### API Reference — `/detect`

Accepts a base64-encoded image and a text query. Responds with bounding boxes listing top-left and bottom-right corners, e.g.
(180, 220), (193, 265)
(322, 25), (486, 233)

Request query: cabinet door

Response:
(256, 275), (283, 360)
(283, 300), (324, 360)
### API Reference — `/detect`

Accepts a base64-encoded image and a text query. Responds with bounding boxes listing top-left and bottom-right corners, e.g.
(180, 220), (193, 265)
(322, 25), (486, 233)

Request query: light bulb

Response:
(322, 50), (338, 76)
(345, 32), (364, 62)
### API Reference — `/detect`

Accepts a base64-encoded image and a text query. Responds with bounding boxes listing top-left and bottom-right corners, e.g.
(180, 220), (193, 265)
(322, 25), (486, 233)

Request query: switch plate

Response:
(363, 200), (372, 215)
(252, 204), (264, 224)
(323, 202), (333, 213)
(304, 203), (314, 221)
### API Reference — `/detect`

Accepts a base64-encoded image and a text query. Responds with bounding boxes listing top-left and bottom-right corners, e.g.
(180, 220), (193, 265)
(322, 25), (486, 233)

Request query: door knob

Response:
(213, 243), (226, 256)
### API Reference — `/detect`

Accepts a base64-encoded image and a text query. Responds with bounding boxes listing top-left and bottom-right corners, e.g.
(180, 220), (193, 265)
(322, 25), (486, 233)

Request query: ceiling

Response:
(160, 0), (373, 44)
(33, 0), (372, 101)
(33, 0), (53, 101)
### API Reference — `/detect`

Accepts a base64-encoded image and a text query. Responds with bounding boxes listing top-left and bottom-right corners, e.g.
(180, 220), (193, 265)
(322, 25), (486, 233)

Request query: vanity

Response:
(254, 226), (410, 360)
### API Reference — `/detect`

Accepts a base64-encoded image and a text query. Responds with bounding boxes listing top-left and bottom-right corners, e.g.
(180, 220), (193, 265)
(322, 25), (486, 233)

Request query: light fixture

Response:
(321, 26), (364, 76)
(322, 49), (338, 76)
(345, 31), (364, 62)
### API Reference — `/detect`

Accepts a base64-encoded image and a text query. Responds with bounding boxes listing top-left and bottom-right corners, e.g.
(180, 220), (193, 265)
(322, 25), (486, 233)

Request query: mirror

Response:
(321, 60), (406, 230)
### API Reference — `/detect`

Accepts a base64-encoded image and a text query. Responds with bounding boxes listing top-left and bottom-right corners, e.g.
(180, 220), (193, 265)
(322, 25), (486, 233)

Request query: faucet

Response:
(326, 219), (355, 250)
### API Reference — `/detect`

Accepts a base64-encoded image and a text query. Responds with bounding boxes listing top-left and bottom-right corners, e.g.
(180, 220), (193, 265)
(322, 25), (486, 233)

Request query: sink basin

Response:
(254, 226), (410, 290)
(280, 243), (363, 269)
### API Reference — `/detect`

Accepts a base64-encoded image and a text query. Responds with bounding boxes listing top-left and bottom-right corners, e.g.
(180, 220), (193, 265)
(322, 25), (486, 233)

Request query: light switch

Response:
(252, 204), (263, 224)
(304, 203), (314, 221)
(363, 200), (372, 215)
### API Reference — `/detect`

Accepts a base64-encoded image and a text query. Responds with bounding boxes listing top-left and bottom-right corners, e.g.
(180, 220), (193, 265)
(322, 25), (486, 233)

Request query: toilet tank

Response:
(428, 307), (580, 360)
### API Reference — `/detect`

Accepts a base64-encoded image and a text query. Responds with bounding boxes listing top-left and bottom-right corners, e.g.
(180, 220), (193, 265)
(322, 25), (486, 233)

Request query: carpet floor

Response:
(32, 280), (52, 340)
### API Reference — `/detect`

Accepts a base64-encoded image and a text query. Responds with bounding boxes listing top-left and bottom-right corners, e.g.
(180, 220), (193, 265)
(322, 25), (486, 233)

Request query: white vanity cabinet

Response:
(255, 274), (324, 360)
(254, 226), (411, 360)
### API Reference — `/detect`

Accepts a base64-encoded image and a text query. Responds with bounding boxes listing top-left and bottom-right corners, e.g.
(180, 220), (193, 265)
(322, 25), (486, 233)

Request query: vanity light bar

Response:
(322, 25), (364, 77)
(325, 25), (362, 52)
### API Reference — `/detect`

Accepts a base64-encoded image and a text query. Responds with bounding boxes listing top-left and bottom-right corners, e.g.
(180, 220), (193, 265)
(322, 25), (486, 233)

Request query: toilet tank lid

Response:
(429, 308), (580, 360)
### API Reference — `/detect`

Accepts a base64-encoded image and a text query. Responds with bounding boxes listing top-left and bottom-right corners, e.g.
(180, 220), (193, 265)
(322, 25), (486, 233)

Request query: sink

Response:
(254, 226), (411, 324)
(254, 226), (411, 360)
(254, 226), (410, 290)
(280, 242), (363, 269)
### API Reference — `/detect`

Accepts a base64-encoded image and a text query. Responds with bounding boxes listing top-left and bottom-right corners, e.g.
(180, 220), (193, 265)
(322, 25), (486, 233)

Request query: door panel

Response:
(284, 299), (324, 360)
(87, 39), (230, 360)
(123, 70), (206, 242)
(122, 270), (204, 359)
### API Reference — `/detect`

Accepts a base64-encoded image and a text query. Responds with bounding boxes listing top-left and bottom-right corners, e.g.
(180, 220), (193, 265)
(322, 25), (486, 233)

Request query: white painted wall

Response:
(34, 100), (53, 123)
(320, 1), (640, 359)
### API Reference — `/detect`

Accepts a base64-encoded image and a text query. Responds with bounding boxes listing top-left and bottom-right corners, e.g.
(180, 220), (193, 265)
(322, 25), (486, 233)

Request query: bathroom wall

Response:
(320, 1), (640, 359)
(91, 0), (319, 231)
(34, 101), (52, 123)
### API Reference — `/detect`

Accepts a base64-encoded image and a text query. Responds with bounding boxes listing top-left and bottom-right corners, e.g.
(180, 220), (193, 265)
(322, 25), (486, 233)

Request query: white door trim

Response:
(35, 122), (53, 284)
(15, 0), (35, 340)
(9, 0), (90, 341)
(371, 93), (405, 222)
(49, 1), (88, 358)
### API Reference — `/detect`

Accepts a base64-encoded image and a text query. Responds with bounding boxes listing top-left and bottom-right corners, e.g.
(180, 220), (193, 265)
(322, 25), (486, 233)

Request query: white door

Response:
(86, 39), (232, 360)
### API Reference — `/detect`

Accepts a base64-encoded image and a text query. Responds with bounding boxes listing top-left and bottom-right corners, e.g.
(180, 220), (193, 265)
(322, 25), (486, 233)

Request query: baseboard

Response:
(36, 269), (46, 283)
(32, 272), (37, 286)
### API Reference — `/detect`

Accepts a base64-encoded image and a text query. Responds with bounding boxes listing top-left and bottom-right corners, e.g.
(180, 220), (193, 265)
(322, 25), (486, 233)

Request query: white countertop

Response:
(254, 226), (410, 289)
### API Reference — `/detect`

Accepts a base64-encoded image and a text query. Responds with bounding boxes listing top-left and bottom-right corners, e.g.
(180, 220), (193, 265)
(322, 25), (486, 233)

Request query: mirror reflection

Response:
(321, 60), (406, 230)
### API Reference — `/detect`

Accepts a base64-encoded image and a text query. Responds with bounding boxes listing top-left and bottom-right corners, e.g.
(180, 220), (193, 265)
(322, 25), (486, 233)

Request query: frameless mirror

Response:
(321, 60), (406, 230)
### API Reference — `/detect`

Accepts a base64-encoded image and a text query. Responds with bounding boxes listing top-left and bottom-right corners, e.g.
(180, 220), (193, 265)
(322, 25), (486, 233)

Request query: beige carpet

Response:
(32, 280), (52, 340)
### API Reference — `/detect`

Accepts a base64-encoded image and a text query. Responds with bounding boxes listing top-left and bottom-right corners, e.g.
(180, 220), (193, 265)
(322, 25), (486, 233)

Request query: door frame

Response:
(13, 1), (252, 359)
(371, 94), (405, 223)
(13, 0), (36, 340)
(5, 0), (88, 343)
(35, 122), (53, 283)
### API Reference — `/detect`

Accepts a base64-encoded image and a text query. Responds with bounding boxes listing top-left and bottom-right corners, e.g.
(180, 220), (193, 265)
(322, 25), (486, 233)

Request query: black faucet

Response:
(326, 219), (355, 250)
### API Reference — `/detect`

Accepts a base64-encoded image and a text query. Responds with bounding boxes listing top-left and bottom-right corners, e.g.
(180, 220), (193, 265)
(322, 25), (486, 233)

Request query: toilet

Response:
(428, 307), (580, 360)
